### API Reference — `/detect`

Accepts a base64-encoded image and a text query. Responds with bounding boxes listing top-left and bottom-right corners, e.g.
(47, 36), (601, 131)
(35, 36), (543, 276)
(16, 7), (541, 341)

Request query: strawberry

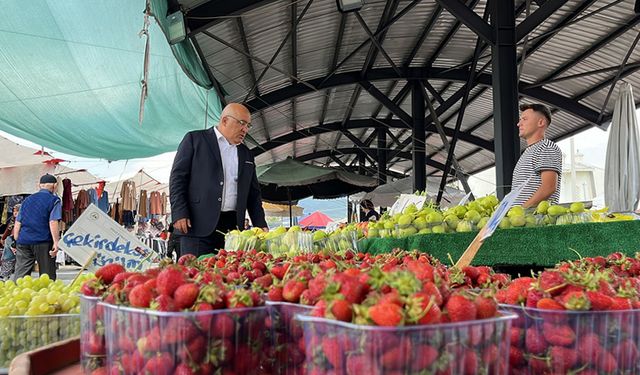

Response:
(405, 260), (434, 282)
(369, 302), (404, 326)
(406, 292), (441, 324)
(474, 295), (497, 319)
(83, 332), (105, 355)
(339, 278), (368, 304)
(253, 274), (273, 289)
(129, 285), (153, 308)
(225, 289), (255, 308)
(550, 346), (578, 372)
(95, 263), (125, 285)
(174, 283), (199, 310)
(543, 323), (575, 346)
(525, 327), (547, 354)
(421, 281), (443, 306)
(173, 363), (196, 375)
(411, 345), (438, 371)
(525, 289), (544, 308)
(462, 349), (478, 375)
(346, 354), (378, 375)
(177, 254), (197, 265)
(282, 280), (306, 303)
(267, 286), (284, 302)
(270, 263), (290, 280)
(539, 270), (567, 295)
(596, 350), (618, 373)
(80, 278), (105, 297)
(609, 296), (632, 310)
(612, 339), (638, 370)
(536, 297), (565, 310)
(482, 344), (499, 365)
(212, 313), (235, 339)
(586, 291), (613, 310)
(143, 353), (174, 375)
(151, 294), (177, 311)
(557, 289), (590, 310)
(322, 337), (344, 369)
(329, 299), (353, 322)
(178, 335), (206, 364)
(90, 368), (108, 375)
(509, 346), (525, 367)
(380, 339), (412, 370)
(445, 294), (477, 322)
(156, 267), (186, 296)
(162, 318), (200, 344)
(510, 327), (523, 345)
(577, 332), (602, 364)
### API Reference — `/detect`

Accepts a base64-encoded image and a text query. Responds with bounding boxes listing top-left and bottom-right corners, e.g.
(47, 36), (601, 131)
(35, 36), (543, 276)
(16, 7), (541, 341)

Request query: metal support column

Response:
(491, 0), (520, 199)
(358, 154), (366, 175)
(412, 81), (426, 192)
(377, 127), (387, 186)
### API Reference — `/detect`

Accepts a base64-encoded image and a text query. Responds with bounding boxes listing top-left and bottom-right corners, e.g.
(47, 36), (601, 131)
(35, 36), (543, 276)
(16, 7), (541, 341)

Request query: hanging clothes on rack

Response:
(97, 191), (109, 213)
(75, 189), (90, 218)
(120, 180), (136, 211)
(62, 178), (74, 223)
(87, 188), (98, 206)
(149, 191), (162, 215)
(96, 181), (106, 202)
(161, 192), (167, 215)
(138, 190), (148, 218)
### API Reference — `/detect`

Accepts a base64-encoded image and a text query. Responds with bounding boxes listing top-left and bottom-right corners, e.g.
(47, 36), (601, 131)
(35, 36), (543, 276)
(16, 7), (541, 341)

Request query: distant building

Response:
(560, 150), (604, 205)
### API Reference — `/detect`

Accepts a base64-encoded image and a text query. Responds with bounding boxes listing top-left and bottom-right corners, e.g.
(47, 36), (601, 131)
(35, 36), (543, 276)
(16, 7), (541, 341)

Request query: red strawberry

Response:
(346, 354), (378, 375)
(156, 267), (186, 296)
(474, 295), (497, 319)
(536, 297), (565, 310)
(482, 344), (499, 365)
(596, 350), (618, 373)
(143, 353), (174, 375)
(282, 280), (306, 303)
(577, 332), (602, 364)
(173, 363), (196, 375)
(177, 254), (197, 265)
(270, 263), (290, 280)
(225, 289), (254, 308)
(586, 291), (613, 310)
(539, 271), (567, 295)
(550, 346), (578, 372)
(612, 339), (638, 370)
(339, 279), (368, 304)
(90, 368), (108, 375)
(212, 314), (236, 339)
(525, 289), (544, 308)
(510, 327), (523, 345)
(369, 302), (404, 326)
(129, 285), (153, 308)
(406, 292), (441, 324)
(329, 299), (353, 322)
(445, 294), (477, 322)
(322, 337), (344, 369)
(543, 323), (575, 346)
(151, 294), (177, 311)
(509, 346), (525, 367)
(557, 289), (590, 310)
(174, 283), (199, 310)
(163, 318), (200, 344)
(609, 296), (632, 310)
(411, 344), (438, 371)
(267, 286), (284, 302)
(95, 263), (125, 285)
(253, 274), (273, 289)
(380, 339), (412, 370)
(406, 260), (434, 282)
(178, 335), (206, 364)
(421, 282), (443, 306)
(462, 350), (478, 375)
(80, 278), (105, 297)
(525, 327), (548, 354)
(83, 332), (105, 355)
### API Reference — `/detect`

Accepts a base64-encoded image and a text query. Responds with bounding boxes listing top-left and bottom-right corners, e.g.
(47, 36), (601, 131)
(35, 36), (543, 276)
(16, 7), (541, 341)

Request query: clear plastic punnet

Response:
(502, 304), (640, 374)
(296, 311), (517, 374)
(0, 313), (80, 370)
(80, 295), (105, 374)
(265, 301), (314, 375)
(101, 302), (270, 375)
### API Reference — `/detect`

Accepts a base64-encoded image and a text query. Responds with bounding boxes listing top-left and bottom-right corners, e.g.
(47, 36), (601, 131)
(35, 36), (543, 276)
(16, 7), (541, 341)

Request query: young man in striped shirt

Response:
(512, 103), (562, 208)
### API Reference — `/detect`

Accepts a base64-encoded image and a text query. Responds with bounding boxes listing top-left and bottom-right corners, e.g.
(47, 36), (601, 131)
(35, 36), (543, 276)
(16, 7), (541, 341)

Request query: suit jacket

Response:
(169, 128), (267, 237)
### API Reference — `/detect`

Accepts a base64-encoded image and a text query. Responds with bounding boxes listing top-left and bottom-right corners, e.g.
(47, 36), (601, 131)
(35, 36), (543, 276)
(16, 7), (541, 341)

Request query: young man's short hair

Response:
(520, 103), (552, 126)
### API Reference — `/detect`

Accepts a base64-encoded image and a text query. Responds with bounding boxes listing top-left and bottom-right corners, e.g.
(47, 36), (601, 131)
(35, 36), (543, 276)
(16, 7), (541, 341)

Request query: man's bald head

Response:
(218, 103), (251, 145)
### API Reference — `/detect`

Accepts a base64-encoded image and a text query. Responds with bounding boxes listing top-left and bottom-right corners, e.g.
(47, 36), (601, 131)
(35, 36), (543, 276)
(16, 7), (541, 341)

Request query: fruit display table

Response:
(359, 220), (640, 267)
(9, 337), (80, 375)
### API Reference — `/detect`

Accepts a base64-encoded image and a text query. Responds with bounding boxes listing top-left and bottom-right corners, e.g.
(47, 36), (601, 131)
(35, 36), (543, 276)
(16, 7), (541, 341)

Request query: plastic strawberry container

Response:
(296, 311), (517, 374)
(80, 295), (105, 374)
(101, 302), (270, 375)
(265, 302), (314, 375)
(0, 313), (80, 370)
(502, 304), (640, 374)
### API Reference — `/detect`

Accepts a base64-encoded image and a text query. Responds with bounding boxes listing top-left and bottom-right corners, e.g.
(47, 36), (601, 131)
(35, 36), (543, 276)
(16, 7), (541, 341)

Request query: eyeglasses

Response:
(225, 115), (252, 129)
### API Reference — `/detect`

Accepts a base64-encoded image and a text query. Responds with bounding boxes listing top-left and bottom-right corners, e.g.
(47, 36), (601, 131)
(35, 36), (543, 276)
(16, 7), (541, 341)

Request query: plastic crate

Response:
(0, 313), (80, 370)
(502, 304), (640, 374)
(265, 301), (314, 375)
(296, 311), (517, 374)
(266, 231), (314, 256)
(80, 295), (105, 374)
(101, 303), (270, 375)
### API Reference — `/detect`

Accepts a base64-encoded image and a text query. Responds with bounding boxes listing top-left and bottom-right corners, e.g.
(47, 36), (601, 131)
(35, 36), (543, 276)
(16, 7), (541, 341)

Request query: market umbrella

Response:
(604, 82), (640, 212)
(299, 211), (334, 229)
(262, 202), (304, 217)
(257, 157), (378, 225)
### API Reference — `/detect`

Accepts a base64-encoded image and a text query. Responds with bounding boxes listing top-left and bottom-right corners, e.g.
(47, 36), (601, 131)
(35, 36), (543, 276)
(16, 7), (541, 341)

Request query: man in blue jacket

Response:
(170, 103), (268, 256)
(13, 174), (62, 280)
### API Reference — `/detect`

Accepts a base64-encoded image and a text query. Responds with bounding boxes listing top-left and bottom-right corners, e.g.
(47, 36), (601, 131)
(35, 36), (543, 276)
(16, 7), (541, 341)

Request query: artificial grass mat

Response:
(358, 220), (640, 267)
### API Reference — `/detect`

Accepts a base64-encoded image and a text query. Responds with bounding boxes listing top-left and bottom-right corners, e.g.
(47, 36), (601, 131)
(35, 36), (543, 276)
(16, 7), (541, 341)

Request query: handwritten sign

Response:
(59, 204), (159, 271)
(389, 194), (428, 215)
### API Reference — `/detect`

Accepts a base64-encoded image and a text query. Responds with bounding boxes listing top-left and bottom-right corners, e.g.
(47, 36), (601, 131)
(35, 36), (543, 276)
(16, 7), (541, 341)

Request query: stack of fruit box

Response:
(296, 311), (517, 374)
(80, 295), (106, 374)
(101, 302), (270, 375)
(502, 304), (640, 374)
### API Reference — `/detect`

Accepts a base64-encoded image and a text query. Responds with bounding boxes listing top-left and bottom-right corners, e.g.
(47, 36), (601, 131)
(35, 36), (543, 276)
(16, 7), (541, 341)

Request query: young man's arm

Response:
(522, 170), (559, 208)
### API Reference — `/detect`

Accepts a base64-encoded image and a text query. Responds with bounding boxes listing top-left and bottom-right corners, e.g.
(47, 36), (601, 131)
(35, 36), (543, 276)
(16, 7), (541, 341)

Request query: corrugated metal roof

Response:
(181, 0), (640, 187)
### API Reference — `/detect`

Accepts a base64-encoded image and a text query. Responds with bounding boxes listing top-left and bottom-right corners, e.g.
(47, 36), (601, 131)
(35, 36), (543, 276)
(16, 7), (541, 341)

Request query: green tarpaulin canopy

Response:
(0, 0), (221, 160)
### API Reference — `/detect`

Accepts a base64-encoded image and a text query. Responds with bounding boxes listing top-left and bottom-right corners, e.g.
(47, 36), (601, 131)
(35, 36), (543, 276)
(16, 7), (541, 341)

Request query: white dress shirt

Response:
(214, 127), (238, 211)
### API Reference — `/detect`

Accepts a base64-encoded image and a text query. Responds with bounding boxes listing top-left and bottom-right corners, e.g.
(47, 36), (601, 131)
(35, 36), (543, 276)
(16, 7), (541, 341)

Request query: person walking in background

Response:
(360, 199), (380, 221)
(170, 103), (268, 256)
(0, 204), (21, 280)
(13, 174), (62, 281)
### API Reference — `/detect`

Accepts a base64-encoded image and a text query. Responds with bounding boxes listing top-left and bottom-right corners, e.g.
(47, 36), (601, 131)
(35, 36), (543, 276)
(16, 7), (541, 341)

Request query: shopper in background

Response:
(0, 204), (21, 280)
(360, 199), (380, 221)
(13, 174), (62, 281)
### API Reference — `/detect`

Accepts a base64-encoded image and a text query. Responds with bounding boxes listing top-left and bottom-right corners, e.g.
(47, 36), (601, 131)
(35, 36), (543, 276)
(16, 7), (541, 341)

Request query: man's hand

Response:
(175, 218), (191, 234)
(261, 227), (269, 233)
(49, 242), (58, 258)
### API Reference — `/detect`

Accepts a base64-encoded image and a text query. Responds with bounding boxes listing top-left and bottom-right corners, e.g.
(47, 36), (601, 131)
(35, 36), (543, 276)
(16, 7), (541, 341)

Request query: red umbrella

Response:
(299, 211), (333, 229)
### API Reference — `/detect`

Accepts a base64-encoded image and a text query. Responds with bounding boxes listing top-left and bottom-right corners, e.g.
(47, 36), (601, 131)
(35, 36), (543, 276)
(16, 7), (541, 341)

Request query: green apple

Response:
(536, 200), (550, 215)
(507, 206), (525, 218)
(399, 226), (417, 237)
(456, 220), (473, 232)
(477, 217), (489, 229)
(453, 205), (467, 219)
(426, 211), (444, 224)
(432, 225), (446, 234)
(383, 220), (396, 230)
(444, 214), (459, 230)
(570, 202), (585, 213)
(418, 228), (431, 234)
(367, 228), (379, 238)
(398, 214), (413, 228)
(413, 216), (427, 230)
(510, 215), (526, 227)
(498, 217), (511, 229)
(464, 210), (482, 224)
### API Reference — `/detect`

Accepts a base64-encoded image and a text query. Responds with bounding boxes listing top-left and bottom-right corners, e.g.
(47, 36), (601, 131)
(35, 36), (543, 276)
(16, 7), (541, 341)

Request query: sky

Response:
(2, 107), (638, 221)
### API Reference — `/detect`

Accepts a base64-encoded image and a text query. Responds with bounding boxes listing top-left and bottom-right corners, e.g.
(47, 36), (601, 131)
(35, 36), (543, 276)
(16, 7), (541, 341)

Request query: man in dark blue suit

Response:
(170, 103), (268, 256)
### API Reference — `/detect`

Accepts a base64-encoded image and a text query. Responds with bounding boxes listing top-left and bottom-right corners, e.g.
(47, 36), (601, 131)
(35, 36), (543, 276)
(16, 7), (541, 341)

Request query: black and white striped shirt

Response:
(512, 138), (562, 205)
